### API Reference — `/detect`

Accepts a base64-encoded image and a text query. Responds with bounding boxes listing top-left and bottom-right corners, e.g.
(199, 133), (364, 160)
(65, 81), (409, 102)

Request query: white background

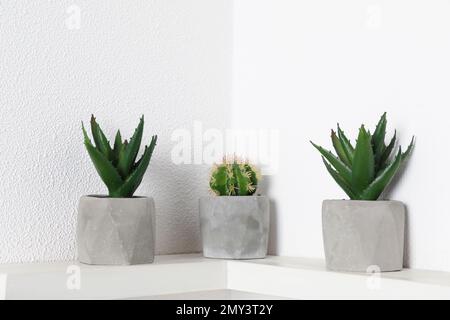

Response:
(1, 0), (450, 272)
(233, 0), (450, 272)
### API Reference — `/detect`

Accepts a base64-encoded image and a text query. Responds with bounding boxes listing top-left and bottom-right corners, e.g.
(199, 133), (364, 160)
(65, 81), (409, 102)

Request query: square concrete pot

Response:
(322, 200), (405, 272)
(199, 196), (270, 260)
(77, 196), (155, 265)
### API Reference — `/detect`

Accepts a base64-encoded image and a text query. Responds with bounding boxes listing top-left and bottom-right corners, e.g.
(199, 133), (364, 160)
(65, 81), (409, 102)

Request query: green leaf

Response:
(82, 124), (123, 194)
(113, 129), (122, 152)
(360, 148), (402, 200)
(117, 116), (145, 178)
(114, 135), (157, 197)
(379, 130), (397, 170)
(337, 124), (354, 165)
(90, 115), (113, 160)
(112, 130), (123, 165)
(402, 136), (415, 161)
(372, 112), (387, 164)
(321, 157), (359, 200)
(351, 126), (375, 193)
(331, 130), (351, 167)
(311, 141), (352, 184)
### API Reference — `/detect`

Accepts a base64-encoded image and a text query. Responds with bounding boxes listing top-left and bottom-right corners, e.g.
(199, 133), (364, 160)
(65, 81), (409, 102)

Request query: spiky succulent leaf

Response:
(321, 157), (359, 200)
(311, 142), (352, 184)
(337, 124), (354, 165)
(360, 148), (403, 200)
(117, 116), (144, 178)
(312, 113), (413, 201)
(82, 124), (123, 193)
(372, 112), (387, 165)
(112, 130), (123, 164)
(331, 130), (351, 166)
(402, 136), (415, 161)
(351, 126), (375, 193)
(90, 115), (113, 160)
(378, 130), (396, 171)
(82, 116), (157, 198)
(113, 135), (158, 197)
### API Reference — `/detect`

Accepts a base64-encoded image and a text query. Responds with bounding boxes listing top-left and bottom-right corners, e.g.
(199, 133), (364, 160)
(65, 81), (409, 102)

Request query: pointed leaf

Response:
(402, 136), (415, 161)
(351, 126), (375, 193)
(113, 130), (123, 165)
(90, 115), (113, 160)
(379, 130), (397, 170)
(113, 130), (123, 152)
(114, 135), (157, 197)
(311, 141), (352, 184)
(322, 157), (359, 200)
(82, 124), (123, 194)
(372, 112), (387, 164)
(117, 116), (144, 177)
(360, 148), (402, 200)
(331, 130), (351, 166)
(337, 124), (354, 165)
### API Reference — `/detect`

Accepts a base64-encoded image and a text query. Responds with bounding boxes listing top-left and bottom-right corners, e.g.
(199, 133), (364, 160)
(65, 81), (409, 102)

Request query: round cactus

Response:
(209, 157), (260, 196)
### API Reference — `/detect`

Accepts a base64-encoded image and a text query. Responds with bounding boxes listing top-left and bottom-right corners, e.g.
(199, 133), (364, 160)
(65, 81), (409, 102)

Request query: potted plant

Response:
(311, 113), (414, 272)
(77, 115), (158, 265)
(199, 157), (270, 259)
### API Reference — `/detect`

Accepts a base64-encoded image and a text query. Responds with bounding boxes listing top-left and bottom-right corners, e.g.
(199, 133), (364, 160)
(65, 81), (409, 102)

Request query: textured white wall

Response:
(0, 0), (233, 263)
(233, 0), (450, 272)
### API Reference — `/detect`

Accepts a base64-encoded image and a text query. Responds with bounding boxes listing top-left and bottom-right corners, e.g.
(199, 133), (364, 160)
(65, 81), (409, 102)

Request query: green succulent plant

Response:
(311, 113), (414, 200)
(210, 157), (260, 196)
(82, 115), (157, 198)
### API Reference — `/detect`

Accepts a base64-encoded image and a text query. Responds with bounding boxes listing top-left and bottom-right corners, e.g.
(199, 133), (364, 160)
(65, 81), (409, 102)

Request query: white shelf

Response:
(1, 254), (450, 300)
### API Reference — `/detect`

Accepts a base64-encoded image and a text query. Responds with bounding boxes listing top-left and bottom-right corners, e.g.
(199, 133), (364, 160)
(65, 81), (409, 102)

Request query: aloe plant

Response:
(82, 115), (157, 198)
(311, 113), (414, 200)
(210, 157), (260, 196)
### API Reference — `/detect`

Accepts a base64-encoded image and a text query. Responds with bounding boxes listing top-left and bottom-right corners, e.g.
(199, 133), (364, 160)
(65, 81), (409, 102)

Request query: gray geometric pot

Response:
(199, 196), (270, 260)
(322, 200), (405, 272)
(77, 196), (155, 265)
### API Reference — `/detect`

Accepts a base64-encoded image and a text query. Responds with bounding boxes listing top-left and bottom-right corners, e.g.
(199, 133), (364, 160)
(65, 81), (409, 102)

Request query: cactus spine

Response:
(210, 157), (260, 196)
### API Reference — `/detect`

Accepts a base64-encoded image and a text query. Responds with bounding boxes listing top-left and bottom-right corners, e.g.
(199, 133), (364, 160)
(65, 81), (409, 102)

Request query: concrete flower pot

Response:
(77, 196), (155, 265)
(199, 196), (270, 260)
(322, 200), (405, 272)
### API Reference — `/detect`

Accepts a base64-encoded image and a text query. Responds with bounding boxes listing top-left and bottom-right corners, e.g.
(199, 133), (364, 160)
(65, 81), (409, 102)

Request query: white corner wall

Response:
(233, 0), (450, 272)
(0, 0), (233, 263)
(2, 0), (450, 273)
